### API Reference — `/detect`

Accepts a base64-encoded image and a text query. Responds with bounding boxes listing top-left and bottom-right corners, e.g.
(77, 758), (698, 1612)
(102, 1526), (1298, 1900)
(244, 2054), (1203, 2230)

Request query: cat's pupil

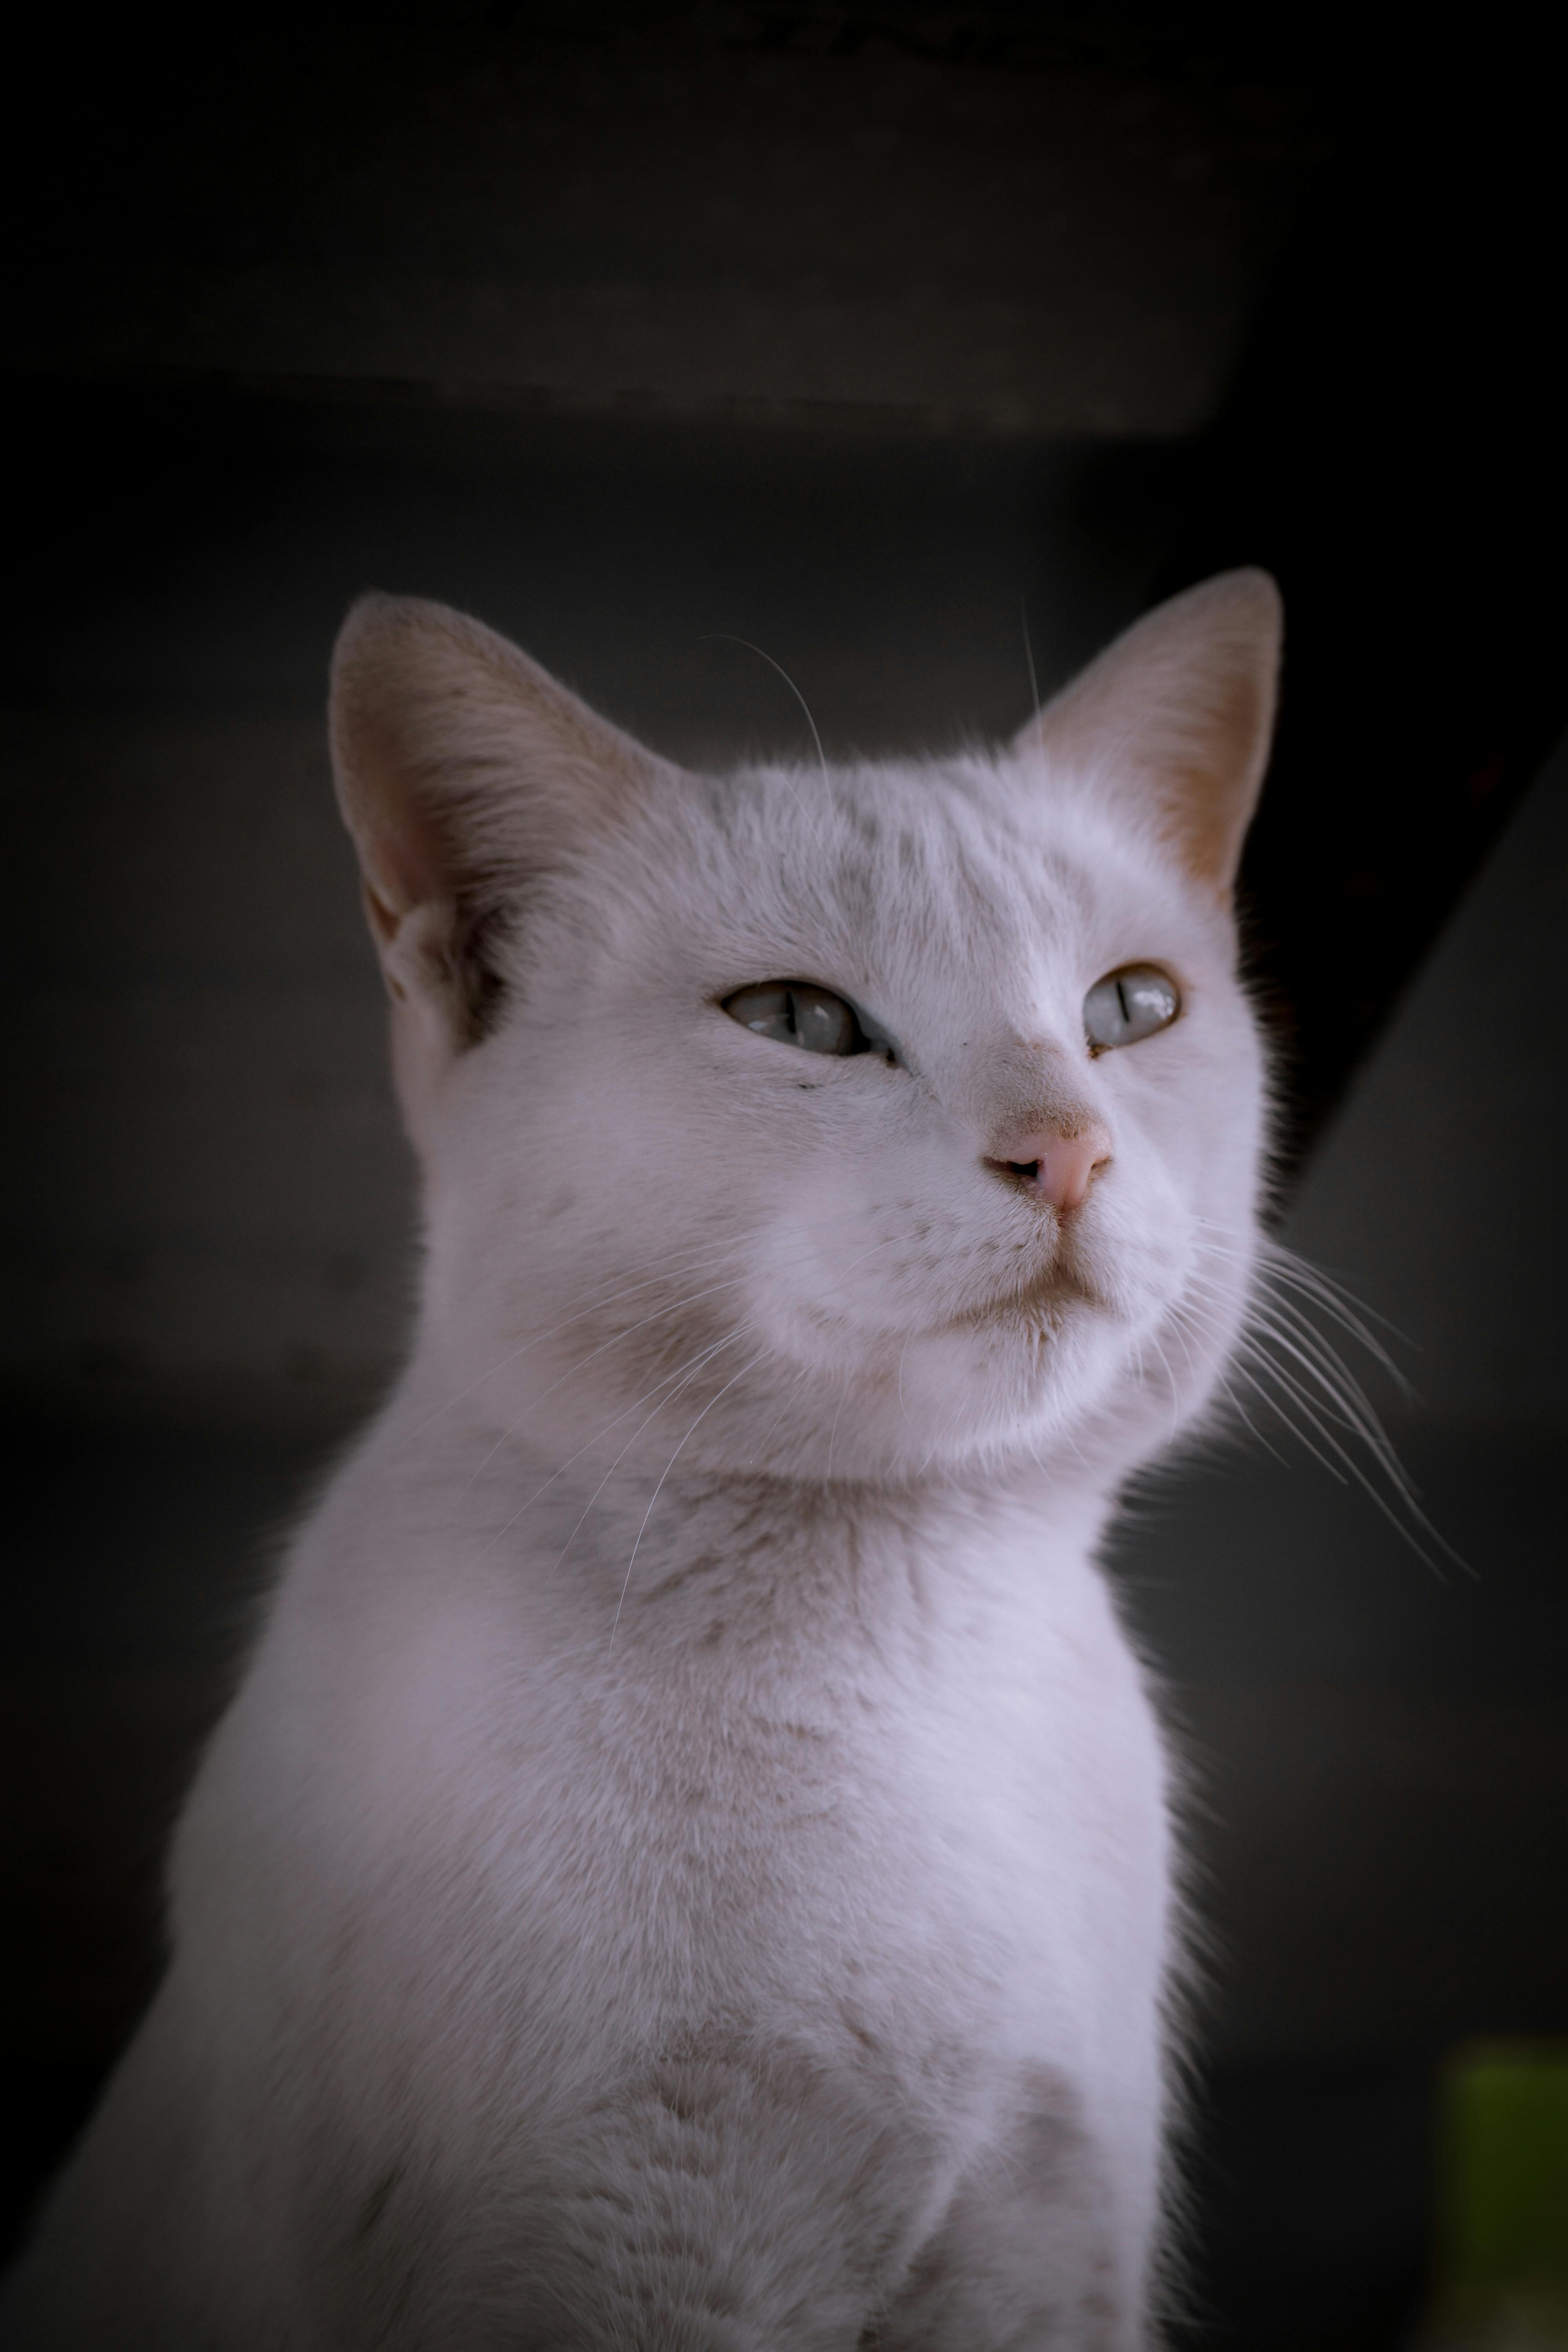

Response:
(723, 981), (866, 1057)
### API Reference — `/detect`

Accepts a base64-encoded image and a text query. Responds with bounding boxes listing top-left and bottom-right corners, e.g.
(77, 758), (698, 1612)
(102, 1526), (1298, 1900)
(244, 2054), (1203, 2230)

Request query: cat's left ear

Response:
(1013, 568), (1283, 900)
(330, 594), (665, 1136)
(330, 591), (662, 1063)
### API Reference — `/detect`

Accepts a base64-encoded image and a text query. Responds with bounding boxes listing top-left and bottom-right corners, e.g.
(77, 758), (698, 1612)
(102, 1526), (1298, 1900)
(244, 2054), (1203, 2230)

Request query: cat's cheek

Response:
(1071, 1158), (1192, 1315)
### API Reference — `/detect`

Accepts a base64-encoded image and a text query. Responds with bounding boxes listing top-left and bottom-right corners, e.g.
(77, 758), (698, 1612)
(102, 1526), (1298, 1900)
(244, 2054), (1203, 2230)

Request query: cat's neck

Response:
(352, 1368), (1119, 1649)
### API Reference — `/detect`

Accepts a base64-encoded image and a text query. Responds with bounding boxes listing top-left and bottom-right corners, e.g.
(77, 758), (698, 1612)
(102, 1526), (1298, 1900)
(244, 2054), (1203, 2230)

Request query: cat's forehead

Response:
(675, 751), (1186, 981)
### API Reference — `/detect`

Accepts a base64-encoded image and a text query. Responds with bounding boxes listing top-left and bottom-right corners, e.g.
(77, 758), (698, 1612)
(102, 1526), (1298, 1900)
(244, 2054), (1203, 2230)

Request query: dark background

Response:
(4, 6), (1565, 2344)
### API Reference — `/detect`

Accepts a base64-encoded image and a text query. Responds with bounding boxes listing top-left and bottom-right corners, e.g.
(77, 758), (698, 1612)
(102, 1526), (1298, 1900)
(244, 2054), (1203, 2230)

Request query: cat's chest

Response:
(329, 1502), (1167, 2008)
(199, 1490), (1171, 2143)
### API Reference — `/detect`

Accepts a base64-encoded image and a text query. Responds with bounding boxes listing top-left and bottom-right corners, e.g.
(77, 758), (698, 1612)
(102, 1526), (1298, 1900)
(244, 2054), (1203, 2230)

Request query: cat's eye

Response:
(1083, 965), (1180, 1052)
(722, 982), (869, 1057)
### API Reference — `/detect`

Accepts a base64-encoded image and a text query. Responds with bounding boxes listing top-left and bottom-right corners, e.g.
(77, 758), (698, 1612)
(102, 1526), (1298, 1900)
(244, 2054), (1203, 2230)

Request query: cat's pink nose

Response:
(986, 1122), (1114, 1213)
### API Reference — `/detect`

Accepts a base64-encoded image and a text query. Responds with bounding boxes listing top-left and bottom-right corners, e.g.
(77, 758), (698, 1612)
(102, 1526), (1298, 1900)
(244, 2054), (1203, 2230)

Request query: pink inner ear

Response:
(1012, 570), (1282, 899)
(362, 875), (404, 950)
(1170, 672), (1270, 893)
(331, 595), (665, 954)
(358, 777), (451, 931)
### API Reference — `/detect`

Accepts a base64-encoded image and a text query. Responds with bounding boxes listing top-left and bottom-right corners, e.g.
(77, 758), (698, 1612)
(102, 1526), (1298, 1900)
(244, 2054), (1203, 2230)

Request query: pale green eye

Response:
(1083, 965), (1180, 1051)
(723, 981), (866, 1056)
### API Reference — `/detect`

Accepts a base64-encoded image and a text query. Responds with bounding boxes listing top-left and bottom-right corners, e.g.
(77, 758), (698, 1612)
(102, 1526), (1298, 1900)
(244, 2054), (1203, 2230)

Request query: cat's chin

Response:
(683, 1289), (1149, 1486)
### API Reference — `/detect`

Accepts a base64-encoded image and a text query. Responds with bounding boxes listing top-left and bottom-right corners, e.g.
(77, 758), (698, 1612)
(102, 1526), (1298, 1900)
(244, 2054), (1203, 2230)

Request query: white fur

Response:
(2, 574), (1281, 2349)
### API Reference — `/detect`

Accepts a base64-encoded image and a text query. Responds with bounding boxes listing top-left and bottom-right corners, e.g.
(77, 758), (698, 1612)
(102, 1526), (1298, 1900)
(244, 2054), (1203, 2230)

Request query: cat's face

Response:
(331, 575), (1279, 1485)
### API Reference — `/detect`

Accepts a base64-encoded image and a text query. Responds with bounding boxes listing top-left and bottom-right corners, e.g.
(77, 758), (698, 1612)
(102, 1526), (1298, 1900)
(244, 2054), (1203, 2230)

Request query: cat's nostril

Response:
(987, 1122), (1114, 1214)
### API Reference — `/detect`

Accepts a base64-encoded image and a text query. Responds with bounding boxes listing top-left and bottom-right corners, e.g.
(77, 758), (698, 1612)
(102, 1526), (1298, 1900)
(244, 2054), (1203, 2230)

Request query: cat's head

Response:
(330, 573), (1279, 1487)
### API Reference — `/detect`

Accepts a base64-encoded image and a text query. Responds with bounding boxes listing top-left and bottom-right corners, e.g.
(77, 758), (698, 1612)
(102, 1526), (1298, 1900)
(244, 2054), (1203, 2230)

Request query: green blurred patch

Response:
(1426, 2041), (1568, 2350)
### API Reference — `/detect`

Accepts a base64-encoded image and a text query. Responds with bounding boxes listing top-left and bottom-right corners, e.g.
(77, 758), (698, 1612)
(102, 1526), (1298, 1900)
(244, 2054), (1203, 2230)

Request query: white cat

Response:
(3, 569), (1281, 2349)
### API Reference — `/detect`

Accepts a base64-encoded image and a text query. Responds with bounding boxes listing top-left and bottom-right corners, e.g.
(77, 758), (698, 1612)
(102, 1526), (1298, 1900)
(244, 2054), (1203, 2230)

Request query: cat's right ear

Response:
(1013, 569), (1283, 901)
(330, 594), (658, 1101)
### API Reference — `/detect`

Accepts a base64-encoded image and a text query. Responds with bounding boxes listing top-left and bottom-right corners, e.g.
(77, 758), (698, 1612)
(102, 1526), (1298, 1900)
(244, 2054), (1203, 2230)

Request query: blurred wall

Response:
(1125, 735), (1568, 2062)
(15, 8), (1321, 434)
(1287, 742), (1568, 1436)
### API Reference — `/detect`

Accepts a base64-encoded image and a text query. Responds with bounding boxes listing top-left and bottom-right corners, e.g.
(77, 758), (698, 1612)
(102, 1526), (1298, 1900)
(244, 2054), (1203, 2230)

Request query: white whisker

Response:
(550, 1328), (760, 1573)
(608, 1347), (773, 1652)
(465, 1323), (760, 1572)
(402, 1232), (770, 1443)
(1168, 1225), (1464, 1571)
